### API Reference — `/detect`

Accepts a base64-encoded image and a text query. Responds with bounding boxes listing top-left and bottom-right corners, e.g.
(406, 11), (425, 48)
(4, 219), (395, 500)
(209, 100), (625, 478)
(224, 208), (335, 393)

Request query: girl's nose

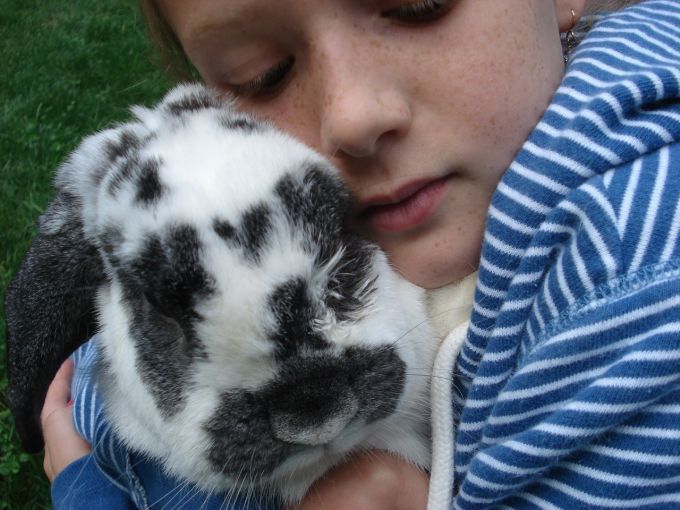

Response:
(316, 42), (412, 159)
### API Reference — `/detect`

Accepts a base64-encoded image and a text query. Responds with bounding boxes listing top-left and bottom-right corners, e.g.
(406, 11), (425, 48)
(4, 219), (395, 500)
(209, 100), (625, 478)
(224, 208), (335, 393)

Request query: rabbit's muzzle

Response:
(204, 345), (405, 478)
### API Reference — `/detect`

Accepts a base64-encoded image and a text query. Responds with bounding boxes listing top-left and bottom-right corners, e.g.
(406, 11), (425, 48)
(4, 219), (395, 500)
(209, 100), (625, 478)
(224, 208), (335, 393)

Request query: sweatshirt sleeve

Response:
(51, 454), (135, 509)
(453, 143), (680, 508)
(457, 274), (680, 508)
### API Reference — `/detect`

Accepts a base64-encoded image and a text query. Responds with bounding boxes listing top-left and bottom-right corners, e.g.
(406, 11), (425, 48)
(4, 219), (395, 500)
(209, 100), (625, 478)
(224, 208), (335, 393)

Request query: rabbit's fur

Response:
(5, 84), (436, 502)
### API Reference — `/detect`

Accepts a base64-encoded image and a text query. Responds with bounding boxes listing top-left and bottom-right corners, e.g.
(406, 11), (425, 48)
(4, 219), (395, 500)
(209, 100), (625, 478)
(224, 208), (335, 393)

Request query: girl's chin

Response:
(380, 237), (481, 290)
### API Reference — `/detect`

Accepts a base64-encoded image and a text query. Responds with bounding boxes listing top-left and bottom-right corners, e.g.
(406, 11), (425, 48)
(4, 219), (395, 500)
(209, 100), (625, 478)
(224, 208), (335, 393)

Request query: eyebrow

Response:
(179, 3), (259, 47)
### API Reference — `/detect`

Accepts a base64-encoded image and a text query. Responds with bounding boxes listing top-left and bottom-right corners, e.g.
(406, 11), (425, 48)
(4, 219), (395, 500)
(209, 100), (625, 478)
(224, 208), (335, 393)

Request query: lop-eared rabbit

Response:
(5, 84), (435, 502)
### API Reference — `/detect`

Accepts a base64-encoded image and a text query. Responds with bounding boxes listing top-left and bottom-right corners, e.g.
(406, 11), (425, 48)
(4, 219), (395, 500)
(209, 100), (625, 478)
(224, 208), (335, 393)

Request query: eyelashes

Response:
(228, 0), (454, 99)
(383, 0), (455, 24)
(233, 56), (295, 98)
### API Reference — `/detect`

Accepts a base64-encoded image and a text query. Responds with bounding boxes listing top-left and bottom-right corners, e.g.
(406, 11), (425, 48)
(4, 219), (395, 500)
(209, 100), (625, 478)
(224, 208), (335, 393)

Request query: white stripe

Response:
(487, 395), (656, 428)
(488, 203), (536, 236)
(524, 141), (594, 178)
(563, 461), (680, 488)
(503, 439), (571, 457)
(508, 160), (571, 195)
(539, 478), (680, 508)
(474, 277), (507, 300)
(515, 493), (562, 510)
(498, 295), (534, 311)
(614, 9), (680, 38)
(535, 422), (610, 437)
(556, 257), (576, 304)
(531, 296), (547, 332)
(543, 291), (680, 349)
(512, 269), (545, 284)
(618, 158), (642, 236)
(568, 235), (595, 293)
(478, 346), (517, 363)
(525, 245), (554, 257)
(479, 256), (514, 278)
(484, 231), (525, 258)
(465, 367), (515, 389)
(647, 403), (680, 414)
(558, 75), (676, 142)
(540, 222), (576, 235)
(456, 362), (476, 380)
(584, 35), (680, 67)
(497, 365), (609, 402)
(543, 275), (559, 319)
(519, 323), (680, 374)
(560, 199), (618, 280)
(593, 26), (680, 59)
(565, 400), (656, 414)
(630, 147), (670, 271)
(593, 373), (680, 389)
(475, 451), (535, 476)
(581, 183), (618, 226)
(618, 425), (680, 440)
(461, 332), (487, 353)
(496, 181), (552, 215)
(472, 301), (499, 320)
(660, 190), (680, 262)
(547, 125), (624, 165)
(489, 322), (526, 337)
(586, 444), (680, 465)
(578, 105), (648, 153)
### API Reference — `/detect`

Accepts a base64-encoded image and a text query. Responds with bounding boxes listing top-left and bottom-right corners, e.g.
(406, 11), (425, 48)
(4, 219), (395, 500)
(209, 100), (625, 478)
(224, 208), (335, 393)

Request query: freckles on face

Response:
(156, 0), (566, 289)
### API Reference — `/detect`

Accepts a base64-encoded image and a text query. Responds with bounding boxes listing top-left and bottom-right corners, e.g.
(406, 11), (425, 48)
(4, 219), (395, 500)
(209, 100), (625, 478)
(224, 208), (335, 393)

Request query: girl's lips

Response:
(359, 175), (452, 233)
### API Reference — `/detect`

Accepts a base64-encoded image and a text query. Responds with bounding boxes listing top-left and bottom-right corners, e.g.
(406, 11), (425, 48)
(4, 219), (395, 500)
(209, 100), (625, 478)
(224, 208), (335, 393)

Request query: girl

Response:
(41, 0), (680, 508)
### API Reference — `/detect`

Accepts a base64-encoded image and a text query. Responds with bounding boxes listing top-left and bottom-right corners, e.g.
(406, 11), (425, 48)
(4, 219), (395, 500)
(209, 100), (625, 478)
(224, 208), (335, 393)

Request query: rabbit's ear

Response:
(4, 191), (103, 453)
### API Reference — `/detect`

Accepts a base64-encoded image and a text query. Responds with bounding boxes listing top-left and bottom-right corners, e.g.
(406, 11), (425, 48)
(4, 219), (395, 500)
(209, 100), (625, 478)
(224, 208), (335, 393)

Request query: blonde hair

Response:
(137, 0), (646, 81)
(138, 0), (195, 80)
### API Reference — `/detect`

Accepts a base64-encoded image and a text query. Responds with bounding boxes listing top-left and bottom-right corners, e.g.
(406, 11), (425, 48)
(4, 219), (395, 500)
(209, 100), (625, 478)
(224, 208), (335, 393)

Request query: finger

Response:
(42, 406), (91, 482)
(41, 358), (75, 423)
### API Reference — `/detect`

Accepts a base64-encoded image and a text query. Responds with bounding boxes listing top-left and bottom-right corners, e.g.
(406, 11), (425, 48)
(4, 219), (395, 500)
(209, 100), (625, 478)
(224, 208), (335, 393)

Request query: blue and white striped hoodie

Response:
(431, 1), (680, 508)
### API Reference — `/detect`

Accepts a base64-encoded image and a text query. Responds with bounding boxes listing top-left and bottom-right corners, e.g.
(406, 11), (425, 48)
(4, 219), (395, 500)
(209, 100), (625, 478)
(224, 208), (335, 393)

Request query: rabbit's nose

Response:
(269, 383), (359, 445)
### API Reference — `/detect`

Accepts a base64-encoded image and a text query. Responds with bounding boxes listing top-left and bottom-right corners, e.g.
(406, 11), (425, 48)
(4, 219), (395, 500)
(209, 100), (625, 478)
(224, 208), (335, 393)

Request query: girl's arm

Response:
(43, 359), (135, 509)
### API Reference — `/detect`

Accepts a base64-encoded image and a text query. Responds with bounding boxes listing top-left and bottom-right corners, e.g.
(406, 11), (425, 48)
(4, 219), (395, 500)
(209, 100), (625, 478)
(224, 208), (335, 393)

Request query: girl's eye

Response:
(232, 56), (295, 98)
(383, 0), (454, 24)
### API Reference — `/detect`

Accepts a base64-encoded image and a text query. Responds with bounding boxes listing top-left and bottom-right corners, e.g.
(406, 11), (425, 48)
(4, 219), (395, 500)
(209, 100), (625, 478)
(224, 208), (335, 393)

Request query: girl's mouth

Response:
(359, 175), (452, 233)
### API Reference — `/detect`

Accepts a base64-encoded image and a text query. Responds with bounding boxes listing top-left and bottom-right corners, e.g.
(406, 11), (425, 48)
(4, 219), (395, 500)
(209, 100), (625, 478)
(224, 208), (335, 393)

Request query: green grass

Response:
(1, 0), (172, 507)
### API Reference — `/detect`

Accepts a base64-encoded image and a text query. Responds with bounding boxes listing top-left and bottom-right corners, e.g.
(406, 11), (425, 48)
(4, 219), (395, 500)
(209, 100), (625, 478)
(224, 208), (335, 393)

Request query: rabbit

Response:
(4, 83), (436, 503)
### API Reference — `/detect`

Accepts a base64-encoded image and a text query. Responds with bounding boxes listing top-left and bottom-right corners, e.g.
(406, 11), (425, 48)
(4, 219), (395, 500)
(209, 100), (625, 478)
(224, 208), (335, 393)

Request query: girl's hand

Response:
(40, 358), (91, 482)
(288, 450), (429, 510)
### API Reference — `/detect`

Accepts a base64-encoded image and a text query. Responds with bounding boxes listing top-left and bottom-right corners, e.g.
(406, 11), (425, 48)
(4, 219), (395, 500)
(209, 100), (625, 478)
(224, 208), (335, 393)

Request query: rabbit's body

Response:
(6, 84), (436, 502)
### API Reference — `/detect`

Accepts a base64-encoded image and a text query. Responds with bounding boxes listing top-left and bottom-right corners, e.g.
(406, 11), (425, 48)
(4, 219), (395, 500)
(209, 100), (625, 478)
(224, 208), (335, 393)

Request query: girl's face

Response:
(157, 0), (580, 288)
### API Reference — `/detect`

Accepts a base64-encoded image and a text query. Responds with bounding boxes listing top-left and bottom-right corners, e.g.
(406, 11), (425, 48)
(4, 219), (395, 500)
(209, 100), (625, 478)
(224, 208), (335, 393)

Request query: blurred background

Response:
(1, 0), (172, 507)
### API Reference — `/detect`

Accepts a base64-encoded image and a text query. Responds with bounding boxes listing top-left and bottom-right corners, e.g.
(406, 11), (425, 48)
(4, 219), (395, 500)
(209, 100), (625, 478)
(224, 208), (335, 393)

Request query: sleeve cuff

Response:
(51, 454), (133, 509)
